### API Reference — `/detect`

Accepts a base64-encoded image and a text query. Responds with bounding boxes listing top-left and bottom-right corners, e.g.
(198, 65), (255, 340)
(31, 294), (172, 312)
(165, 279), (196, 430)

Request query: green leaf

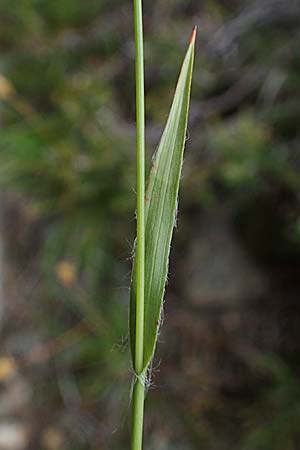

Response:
(130, 29), (196, 373)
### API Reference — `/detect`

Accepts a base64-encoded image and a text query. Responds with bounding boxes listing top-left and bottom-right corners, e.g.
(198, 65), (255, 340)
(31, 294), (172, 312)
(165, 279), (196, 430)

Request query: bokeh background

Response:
(0, 1), (300, 449)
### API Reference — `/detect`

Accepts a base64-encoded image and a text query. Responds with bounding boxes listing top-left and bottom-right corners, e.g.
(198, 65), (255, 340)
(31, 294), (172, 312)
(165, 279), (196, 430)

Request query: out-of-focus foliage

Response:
(243, 356), (300, 450)
(0, 1), (300, 449)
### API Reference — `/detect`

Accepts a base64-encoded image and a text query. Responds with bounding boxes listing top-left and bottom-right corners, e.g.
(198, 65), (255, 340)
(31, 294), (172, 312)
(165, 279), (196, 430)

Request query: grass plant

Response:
(130, 1), (196, 449)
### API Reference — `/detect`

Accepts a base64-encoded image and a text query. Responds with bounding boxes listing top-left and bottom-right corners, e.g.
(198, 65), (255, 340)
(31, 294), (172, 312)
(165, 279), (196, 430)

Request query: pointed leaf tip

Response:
(190, 26), (197, 44)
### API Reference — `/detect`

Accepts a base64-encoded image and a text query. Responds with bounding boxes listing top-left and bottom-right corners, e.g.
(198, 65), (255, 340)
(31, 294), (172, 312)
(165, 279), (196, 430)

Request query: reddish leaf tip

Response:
(190, 26), (197, 44)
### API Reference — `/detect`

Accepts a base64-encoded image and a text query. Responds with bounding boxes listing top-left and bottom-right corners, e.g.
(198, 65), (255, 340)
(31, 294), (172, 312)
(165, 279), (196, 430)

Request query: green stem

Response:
(131, 0), (145, 449)
(131, 377), (145, 450)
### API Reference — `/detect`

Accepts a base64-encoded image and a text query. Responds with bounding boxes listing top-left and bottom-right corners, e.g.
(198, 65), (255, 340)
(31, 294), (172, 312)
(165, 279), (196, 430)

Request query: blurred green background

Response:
(0, 1), (300, 449)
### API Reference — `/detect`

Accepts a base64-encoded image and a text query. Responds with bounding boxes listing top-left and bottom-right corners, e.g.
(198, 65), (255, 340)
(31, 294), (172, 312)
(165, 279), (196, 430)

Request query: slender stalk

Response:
(131, 0), (145, 449)
(131, 376), (145, 450)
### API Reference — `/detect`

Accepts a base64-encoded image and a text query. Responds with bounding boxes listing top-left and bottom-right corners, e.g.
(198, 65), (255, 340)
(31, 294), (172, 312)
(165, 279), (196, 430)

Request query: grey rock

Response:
(0, 422), (28, 450)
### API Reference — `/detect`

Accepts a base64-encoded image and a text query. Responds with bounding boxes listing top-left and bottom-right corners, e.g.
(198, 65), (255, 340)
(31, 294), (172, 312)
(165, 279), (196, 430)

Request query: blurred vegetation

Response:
(0, 1), (300, 450)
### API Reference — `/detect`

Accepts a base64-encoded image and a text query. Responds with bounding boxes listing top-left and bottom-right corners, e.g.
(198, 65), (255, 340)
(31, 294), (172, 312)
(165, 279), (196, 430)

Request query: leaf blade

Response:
(130, 29), (196, 372)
